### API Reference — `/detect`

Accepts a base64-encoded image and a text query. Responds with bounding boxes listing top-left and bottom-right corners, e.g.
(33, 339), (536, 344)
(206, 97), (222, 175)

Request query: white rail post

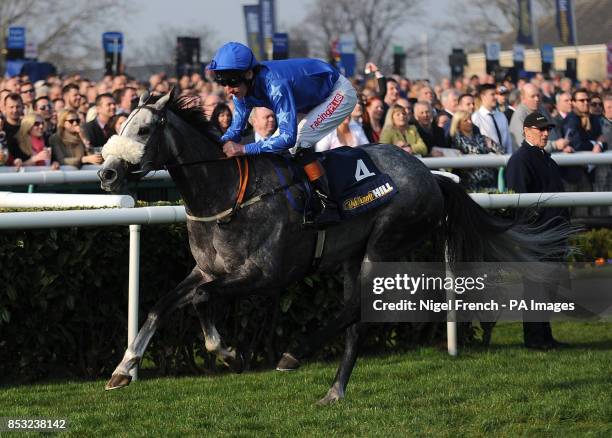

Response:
(445, 242), (458, 357)
(128, 224), (141, 380)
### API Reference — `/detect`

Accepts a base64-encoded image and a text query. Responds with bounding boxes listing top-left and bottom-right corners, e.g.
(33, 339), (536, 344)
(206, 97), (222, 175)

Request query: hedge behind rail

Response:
(0, 219), (461, 383)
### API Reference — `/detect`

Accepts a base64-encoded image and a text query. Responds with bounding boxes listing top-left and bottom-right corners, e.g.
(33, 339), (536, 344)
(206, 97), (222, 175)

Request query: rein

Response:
(132, 102), (299, 224)
(192, 156), (250, 224)
(184, 156), (296, 224)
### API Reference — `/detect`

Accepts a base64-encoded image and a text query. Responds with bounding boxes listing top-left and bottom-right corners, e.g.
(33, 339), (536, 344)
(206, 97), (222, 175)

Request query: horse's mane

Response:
(150, 92), (222, 145)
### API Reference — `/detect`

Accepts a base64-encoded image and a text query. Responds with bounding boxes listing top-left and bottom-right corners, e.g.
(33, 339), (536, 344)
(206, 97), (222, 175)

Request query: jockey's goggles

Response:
(214, 71), (247, 87)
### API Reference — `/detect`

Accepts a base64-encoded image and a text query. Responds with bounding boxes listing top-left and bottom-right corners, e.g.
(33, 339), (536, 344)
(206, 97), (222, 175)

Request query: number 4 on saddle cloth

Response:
(321, 146), (398, 218)
(273, 146), (398, 223)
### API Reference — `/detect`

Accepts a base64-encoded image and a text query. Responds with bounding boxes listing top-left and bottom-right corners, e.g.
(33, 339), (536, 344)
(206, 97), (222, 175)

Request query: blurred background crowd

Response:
(1, 66), (610, 196)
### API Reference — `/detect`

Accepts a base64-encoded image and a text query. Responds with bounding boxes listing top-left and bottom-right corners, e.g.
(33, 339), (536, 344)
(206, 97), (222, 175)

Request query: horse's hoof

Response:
(105, 373), (132, 391)
(276, 352), (300, 371)
(316, 388), (344, 405)
(225, 352), (244, 374)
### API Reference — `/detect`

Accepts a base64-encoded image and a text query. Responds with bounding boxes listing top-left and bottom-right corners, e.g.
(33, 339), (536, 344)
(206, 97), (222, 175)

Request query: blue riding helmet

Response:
(208, 42), (259, 71)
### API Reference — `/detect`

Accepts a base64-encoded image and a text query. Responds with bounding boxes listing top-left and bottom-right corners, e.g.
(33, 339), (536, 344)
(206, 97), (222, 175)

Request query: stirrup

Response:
(309, 194), (341, 227)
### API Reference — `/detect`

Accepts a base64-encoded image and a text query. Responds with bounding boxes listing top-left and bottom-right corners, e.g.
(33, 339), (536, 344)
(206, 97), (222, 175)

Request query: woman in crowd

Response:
(210, 103), (233, 138)
(315, 102), (369, 151)
(14, 113), (59, 169)
(450, 110), (503, 191)
(363, 96), (385, 142)
(379, 103), (427, 155)
(49, 110), (103, 167)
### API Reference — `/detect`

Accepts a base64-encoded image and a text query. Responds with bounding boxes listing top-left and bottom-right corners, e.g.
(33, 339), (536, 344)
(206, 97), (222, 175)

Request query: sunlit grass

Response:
(1, 322), (610, 436)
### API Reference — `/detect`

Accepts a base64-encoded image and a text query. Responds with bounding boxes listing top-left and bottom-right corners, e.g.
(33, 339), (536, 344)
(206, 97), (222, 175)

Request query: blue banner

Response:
(259, 0), (275, 60)
(7, 27), (26, 50)
(102, 32), (123, 53)
(243, 5), (262, 60)
(513, 44), (525, 63)
(6, 60), (26, 77)
(272, 32), (289, 59)
(556, 0), (576, 45)
(338, 54), (356, 77)
(516, 0), (534, 46)
(541, 44), (554, 63)
(338, 35), (356, 77)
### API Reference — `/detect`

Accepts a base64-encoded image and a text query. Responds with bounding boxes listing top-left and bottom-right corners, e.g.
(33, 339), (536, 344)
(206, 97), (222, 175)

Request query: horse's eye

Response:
(138, 127), (150, 136)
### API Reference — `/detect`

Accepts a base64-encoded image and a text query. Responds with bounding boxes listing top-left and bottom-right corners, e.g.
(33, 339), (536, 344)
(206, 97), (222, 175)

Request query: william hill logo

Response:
(343, 183), (394, 210)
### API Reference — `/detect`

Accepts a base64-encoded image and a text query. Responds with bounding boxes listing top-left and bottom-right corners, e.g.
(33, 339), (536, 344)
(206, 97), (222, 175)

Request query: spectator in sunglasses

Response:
(559, 89), (606, 214)
(49, 110), (102, 167)
(20, 81), (36, 113)
(589, 94), (603, 118)
(14, 113), (59, 169)
(34, 96), (56, 141)
(563, 89), (605, 153)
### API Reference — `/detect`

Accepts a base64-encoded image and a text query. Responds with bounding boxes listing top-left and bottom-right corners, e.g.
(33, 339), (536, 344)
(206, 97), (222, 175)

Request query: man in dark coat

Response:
(506, 112), (570, 350)
(81, 93), (117, 150)
(3, 93), (24, 162)
(558, 89), (605, 215)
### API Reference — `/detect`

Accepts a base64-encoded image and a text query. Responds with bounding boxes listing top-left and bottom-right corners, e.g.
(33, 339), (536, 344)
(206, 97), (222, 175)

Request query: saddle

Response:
(272, 146), (398, 221)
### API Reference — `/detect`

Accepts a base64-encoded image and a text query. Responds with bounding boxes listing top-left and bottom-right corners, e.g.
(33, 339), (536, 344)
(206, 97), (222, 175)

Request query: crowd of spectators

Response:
(0, 65), (610, 212)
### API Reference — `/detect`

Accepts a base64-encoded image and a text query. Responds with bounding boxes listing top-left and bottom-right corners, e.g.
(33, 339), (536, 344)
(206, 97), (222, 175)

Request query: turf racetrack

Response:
(1, 322), (610, 436)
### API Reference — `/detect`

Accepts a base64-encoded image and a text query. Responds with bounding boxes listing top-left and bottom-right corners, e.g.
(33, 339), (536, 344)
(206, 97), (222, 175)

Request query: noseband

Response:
(120, 100), (296, 225)
(119, 103), (167, 175)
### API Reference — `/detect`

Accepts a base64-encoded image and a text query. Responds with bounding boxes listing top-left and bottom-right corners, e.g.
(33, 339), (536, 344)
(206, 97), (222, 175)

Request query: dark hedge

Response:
(0, 221), (499, 383)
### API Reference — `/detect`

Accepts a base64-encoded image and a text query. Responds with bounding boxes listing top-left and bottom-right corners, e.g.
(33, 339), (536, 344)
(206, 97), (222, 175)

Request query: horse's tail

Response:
(435, 175), (574, 264)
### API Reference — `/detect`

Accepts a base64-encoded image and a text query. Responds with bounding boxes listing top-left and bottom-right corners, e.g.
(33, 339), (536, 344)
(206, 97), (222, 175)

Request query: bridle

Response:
(121, 101), (296, 224)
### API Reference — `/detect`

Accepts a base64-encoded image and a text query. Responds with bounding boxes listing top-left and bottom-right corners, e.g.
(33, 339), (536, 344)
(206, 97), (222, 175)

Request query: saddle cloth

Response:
(320, 146), (398, 218)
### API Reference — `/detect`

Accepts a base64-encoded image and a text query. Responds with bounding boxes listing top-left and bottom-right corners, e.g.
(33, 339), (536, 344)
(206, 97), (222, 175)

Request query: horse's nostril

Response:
(99, 168), (117, 183)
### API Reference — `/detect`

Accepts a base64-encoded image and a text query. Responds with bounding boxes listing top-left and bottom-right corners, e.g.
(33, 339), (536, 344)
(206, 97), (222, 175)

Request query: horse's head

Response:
(98, 90), (172, 192)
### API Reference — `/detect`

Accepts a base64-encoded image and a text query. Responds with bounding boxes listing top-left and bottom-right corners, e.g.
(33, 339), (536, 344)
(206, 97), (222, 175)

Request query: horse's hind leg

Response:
(105, 268), (204, 390)
(277, 257), (362, 371)
(192, 291), (244, 374)
(318, 322), (367, 405)
(190, 279), (279, 374)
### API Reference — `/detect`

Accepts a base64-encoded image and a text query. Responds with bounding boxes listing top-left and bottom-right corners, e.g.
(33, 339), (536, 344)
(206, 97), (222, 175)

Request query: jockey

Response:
(207, 41), (358, 226)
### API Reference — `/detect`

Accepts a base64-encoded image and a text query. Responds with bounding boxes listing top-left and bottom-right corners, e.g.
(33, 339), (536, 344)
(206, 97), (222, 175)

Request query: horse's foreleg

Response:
(318, 322), (367, 405)
(105, 268), (204, 390)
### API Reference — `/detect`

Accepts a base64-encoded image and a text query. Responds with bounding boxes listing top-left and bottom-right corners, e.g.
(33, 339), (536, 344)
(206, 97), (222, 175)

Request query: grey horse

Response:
(98, 90), (569, 404)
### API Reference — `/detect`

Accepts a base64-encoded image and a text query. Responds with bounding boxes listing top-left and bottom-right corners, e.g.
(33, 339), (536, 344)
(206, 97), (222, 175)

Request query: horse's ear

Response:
(153, 91), (171, 110)
(139, 89), (150, 106)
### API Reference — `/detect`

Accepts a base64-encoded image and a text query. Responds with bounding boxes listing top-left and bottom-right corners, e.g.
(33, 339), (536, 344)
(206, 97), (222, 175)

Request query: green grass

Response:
(1, 322), (611, 437)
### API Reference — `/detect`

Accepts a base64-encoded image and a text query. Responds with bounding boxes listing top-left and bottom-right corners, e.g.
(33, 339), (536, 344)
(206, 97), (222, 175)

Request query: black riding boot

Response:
(295, 148), (340, 227)
(310, 173), (341, 227)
